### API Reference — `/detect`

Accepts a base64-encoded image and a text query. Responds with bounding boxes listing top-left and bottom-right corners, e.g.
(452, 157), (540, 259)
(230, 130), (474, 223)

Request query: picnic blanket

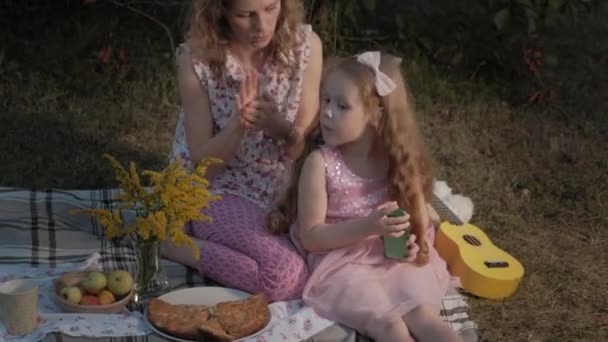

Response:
(0, 187), (479, 342)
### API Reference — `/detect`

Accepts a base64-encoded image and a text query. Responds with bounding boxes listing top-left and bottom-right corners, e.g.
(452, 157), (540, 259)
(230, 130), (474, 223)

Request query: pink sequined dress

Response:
(293, 145), (453, 335)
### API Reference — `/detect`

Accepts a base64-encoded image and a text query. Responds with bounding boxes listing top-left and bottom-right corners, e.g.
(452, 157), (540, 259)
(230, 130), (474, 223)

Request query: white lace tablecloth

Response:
(0, 253), (152, 342)
(0, 253), (334, 342)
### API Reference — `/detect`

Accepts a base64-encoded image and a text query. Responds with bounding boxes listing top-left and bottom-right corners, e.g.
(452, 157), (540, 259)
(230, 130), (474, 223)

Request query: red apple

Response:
(80, 295), (101, 306)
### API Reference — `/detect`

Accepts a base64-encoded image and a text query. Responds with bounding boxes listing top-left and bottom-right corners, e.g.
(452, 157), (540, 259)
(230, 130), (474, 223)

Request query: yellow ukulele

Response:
(432, 194), (524, 300)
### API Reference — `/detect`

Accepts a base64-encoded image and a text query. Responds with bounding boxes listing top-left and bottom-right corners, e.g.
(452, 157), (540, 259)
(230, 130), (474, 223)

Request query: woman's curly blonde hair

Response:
(268, 53), (434, 266)
(186, 0), (304, 74)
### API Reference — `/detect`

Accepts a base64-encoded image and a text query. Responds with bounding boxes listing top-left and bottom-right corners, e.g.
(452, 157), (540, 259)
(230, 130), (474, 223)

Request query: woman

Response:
(162, 0), (323, 302)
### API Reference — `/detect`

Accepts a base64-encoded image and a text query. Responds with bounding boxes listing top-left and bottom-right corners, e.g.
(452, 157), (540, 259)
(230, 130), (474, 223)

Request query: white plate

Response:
(144, 286), (269, 342)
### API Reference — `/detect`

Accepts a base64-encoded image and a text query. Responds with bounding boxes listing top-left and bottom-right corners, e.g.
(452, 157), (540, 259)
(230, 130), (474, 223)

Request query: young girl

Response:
(267, 52), (461, 341)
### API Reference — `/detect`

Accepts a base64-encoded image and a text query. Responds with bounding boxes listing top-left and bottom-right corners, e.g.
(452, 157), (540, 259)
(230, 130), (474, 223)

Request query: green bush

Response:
(306, 0), (605, 110)
(2, 0), (604, 112)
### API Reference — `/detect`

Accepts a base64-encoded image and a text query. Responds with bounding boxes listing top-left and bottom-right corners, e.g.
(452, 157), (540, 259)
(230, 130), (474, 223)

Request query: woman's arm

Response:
(297, 150), (373, 253)
(284, 31), (323, 159)
(177, 52), (244, 176)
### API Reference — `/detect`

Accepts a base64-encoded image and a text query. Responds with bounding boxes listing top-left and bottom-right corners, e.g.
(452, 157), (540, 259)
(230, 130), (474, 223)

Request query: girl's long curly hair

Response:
(268, 53), (434, 265)
(186, 0), (304, 74)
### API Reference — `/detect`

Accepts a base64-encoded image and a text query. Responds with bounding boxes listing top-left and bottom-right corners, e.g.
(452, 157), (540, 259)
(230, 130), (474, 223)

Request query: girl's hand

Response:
(404, 234), (420, 263)
(366, 202), (411, 236)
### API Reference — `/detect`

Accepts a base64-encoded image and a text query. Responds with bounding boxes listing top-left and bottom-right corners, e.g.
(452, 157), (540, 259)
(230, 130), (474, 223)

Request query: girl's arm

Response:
(177, 52), (245, 177)
(297, 150), (374, 253)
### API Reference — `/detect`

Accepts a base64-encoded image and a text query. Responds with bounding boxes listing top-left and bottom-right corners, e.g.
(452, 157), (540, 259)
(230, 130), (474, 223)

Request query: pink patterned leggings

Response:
(189, 195), (309, 302)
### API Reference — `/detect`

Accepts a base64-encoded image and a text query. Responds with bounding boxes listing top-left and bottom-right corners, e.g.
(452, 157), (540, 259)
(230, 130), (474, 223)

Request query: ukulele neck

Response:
(431, 193), (464, 226)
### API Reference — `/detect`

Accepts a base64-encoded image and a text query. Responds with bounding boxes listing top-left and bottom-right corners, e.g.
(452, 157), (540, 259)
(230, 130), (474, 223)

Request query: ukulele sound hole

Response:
(462, 234), (481, 246)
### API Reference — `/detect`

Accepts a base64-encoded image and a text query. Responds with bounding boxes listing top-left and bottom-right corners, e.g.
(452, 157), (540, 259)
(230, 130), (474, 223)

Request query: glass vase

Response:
(131, 239), (169, 303)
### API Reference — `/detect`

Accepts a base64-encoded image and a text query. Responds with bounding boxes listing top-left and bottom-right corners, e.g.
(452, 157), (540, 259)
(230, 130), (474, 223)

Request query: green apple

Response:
(106, 270), (133, 297)
(59, 285), (82, 304)
(81, 271), (107, 294)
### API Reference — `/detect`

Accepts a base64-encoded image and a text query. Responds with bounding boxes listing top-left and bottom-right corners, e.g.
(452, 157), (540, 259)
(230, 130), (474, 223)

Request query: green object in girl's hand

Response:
(383, 233), (410, 260)
(387, 208), (407, 217)
(383, 208), (409, 260)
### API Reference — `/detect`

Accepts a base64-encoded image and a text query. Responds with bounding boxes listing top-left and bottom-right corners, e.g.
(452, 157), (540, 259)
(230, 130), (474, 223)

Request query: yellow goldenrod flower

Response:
(72, 154), (222, 261)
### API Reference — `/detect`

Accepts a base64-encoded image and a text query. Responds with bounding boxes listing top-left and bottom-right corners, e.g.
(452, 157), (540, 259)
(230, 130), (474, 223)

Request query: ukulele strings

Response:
(431, 194), (464, 226)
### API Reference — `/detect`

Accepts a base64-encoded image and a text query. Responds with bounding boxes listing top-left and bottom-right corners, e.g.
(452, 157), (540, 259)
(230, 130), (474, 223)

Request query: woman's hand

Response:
(229, 70), (259, 130)
(366, 202), (411, 237)
(247, 95), (290, 139)
(230, 72), (299, 148)
(283, 126), (306, 160)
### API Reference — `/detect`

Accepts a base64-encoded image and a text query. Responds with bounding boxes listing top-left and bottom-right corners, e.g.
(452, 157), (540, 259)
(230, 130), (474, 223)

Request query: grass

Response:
(406, 57), (608, 341)
(1, 3), (607, 341)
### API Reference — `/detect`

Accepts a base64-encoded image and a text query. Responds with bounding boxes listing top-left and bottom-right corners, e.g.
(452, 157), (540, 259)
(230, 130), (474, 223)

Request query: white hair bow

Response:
(356, 51), (397, 97)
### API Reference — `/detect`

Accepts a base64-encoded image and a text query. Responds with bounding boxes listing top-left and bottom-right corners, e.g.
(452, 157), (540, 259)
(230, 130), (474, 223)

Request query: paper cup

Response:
(0, 279), (39, 336)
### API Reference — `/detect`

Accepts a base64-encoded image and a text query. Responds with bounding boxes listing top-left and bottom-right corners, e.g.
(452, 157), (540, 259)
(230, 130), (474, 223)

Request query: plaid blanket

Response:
(0, 187), (479, 342)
